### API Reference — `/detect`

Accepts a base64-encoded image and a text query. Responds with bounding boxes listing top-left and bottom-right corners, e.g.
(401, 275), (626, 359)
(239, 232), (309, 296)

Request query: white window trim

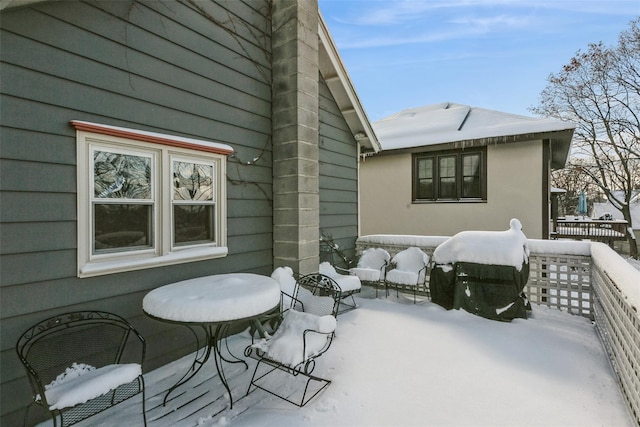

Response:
(73, 121), (233, 278)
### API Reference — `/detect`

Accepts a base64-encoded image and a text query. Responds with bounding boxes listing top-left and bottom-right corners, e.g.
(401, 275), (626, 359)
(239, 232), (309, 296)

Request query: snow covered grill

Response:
(429, 219), (532, 321)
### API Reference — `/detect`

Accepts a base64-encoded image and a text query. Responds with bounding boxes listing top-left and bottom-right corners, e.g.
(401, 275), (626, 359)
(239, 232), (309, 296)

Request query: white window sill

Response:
(78, 246), (228, 278)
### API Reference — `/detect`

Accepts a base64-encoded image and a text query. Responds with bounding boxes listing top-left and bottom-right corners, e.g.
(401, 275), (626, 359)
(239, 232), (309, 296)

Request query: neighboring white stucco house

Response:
(592, 191), (640, 248)
(359, 102), (576, 239)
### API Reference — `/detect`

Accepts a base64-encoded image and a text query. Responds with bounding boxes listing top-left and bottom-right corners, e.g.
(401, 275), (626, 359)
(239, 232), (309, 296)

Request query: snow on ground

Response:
(201, 292), (632, 427)
(59, 291), (633, 427)
(627, 256), (640, 272)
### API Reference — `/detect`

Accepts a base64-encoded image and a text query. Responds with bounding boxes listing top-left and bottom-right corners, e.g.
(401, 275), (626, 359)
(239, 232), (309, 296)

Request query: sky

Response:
(318, 0), (640, 122)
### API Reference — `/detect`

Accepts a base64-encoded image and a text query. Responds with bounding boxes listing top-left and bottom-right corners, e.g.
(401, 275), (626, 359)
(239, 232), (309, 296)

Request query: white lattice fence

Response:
(526, 253), (592, 318)
(591, 244), (640, 425)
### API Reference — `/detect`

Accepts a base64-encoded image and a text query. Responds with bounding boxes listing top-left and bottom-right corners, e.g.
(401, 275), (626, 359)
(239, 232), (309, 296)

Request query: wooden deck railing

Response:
(355, 236), (640, 424)
(552, 217), (628, 245)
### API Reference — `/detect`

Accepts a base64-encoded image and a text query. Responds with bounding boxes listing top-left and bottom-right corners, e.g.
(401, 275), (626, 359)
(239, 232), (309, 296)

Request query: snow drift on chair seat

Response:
(349, 267), (381, 282)
(45, 363), (141, 410)
(350, 248), (390, 282)
(386, 247), (429, 285)
(253, 310), (337, 368)
(319, 262), (361, 292)
(386, 270), (420, 285)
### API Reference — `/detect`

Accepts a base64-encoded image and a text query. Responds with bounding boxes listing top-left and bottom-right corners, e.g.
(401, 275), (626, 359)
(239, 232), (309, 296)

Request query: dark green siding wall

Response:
(0, 1), (272, 424)
(318, 79), (359, 266)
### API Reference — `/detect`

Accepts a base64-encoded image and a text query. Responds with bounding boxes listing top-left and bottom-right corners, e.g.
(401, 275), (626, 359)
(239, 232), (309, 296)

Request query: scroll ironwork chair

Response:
(245, 271), (341, 406)
(318, 262), (362, 314)
(385, 247), (429, 303)
(16, 311), (146, 427)
(349, 247), (391, 298)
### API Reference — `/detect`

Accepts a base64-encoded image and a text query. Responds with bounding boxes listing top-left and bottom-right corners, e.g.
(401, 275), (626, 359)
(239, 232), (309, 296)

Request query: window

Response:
(413, 148), (486, 202)
(74, 121), (233, 277)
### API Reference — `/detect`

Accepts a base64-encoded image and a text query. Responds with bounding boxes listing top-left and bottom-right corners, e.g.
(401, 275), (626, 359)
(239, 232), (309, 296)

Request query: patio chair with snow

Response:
(349, 247), (391, 298)
(245, 271), (341, 407)
(318, 261), (362, 313)
(16, 311), (146, 427)
(385, 247), (430, 303)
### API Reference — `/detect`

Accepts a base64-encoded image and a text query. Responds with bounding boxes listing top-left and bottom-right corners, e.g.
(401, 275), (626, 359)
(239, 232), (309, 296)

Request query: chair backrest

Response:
(392, 247), (429, 274)
(295, 273), (341, 318)
(271, 266), (298, 309)
(16, 311), (144, 402)
(357, 248), (391, 270)
(318, 262), (338, 278)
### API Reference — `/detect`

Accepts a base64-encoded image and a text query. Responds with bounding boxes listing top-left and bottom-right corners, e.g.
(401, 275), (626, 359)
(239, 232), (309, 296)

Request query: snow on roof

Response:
(592, 199), (640, 229)
(373, 102), (576, 151)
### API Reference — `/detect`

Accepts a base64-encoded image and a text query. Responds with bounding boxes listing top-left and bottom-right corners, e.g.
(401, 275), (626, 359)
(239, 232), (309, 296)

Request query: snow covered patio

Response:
(63, 288), (633, 427)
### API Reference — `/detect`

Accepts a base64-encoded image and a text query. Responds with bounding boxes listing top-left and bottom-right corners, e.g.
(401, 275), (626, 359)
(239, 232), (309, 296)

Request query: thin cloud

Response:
(448, 14), (533, 30)
(332, 12), (535, 49)
(326, 0), (638, 28)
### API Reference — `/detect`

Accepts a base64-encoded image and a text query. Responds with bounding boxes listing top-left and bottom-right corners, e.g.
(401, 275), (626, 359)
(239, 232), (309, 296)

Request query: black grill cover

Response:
(430, 261), (531, 321)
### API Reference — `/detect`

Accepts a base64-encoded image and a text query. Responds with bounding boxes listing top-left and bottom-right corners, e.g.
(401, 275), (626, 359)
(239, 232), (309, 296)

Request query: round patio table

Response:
(143, 273), (281, 408)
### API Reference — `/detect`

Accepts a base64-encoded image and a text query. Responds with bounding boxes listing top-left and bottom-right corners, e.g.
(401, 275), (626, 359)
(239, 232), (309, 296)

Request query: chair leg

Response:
(248, 357), (331, 407)
(140, 376), (147, 427)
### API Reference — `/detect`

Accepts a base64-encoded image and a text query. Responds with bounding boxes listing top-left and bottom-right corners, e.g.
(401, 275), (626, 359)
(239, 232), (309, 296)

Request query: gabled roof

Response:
(318, 14), (380, 153)
(373, 102), (575, 168)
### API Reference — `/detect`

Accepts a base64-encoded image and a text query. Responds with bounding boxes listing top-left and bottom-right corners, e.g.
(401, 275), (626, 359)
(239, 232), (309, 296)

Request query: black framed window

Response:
(413, 148), (486, 202)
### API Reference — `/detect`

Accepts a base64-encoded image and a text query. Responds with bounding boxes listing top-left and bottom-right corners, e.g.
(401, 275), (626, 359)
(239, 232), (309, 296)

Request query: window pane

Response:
(416, 158), (434, 199)
(463, 154), (480, 177)
(174, 205), (215, 245)
(173, 161), (214, 201)
(439, 156), (456, 178)
(418, 158), (433, 179)
(462, 154), (481, 198)
(439, 156), (456, 199)
(417, 179), (434, 199)
(94, 204), (152, 253)
(94, 151), (151, 199)
(463, 176), (481, 197)
(439, 178), (456, 198)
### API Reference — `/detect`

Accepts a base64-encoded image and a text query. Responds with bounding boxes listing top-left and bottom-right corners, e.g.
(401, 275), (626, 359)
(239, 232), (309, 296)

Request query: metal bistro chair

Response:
(16, 311), (146, 427)
(385, 247), (430, 303)
(349, 247), (391, 298)
(318, 262), (362, 314)
(245, 271), (341, 407)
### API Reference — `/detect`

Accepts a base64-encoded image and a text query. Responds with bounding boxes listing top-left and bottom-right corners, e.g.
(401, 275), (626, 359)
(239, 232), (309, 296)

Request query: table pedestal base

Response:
(163, 323), (248, 408)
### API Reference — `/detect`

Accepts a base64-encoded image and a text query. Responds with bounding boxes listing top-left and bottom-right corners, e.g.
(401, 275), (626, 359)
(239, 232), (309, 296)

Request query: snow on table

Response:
(143, 273), (281, 323)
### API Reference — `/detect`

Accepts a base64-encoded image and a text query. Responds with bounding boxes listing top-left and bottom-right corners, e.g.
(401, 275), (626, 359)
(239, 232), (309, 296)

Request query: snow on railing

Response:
(590, 243), (640, 424)
(356, 235), (640, 424)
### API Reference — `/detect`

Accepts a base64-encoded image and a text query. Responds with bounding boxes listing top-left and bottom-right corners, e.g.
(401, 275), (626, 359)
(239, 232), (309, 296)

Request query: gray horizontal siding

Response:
(318, 78), (359, 265)
(1, 128), (76, 164)
(0, 1), (272, 424)
(0, 222), (76, 254)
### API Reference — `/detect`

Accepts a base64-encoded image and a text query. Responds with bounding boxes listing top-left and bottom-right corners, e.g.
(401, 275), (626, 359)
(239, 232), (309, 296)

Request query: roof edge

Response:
(318, 13), (381, 153)
(373, 128), (574, 165)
